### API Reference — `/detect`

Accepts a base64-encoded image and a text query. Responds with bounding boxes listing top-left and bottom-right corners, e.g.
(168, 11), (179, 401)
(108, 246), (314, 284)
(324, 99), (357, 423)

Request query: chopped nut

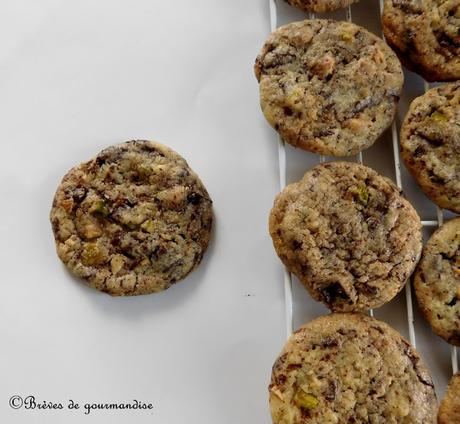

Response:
(82, 221), (103, 239)
(430, 111), (448, 122)
(294, 389), (319, 410)
(346, 118), (367, 134)
(110, 255), (125, 274)
(90, 200), (110, 216)
(341, 32), (354, 42)
(61, 198), (74, 213)
(349, 185), (369, 206)
(141, 219), (156, 234)
(311, 54), (336, 79)
(81, 243), (106, 266)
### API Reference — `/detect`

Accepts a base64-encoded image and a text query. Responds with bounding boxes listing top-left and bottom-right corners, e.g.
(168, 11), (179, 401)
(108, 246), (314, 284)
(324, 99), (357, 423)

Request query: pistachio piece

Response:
(294, 390), (319, 410)
(341, 32), (354, 42)
(349, 185), (369, 206)
(141, 219), (156, 234)
(90, 200), (110, 216)
(81, 243), (106, 266)
(430, 111), (448, 122)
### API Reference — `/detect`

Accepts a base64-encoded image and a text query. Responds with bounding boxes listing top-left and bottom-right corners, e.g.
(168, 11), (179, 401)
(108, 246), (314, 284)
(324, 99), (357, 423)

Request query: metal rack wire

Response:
(268, 0), (458, 380)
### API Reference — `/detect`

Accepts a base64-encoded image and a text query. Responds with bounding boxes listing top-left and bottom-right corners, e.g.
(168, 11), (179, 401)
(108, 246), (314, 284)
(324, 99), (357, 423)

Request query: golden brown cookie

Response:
(382, 0), (460, 82)
(255, 19), (403, 156)
(414, 218), (460, 345)
(269, 161), (422, 312)
(438, 372), (460, 424)
(401, 82), (460, 214)
(284, 0), (359, 13)
(269, 313), (437, 423)
(50, 140), (213, 296)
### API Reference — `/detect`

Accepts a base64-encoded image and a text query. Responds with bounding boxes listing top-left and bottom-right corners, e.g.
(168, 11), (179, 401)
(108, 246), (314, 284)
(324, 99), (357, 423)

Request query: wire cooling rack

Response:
(267, 0), (458, 388)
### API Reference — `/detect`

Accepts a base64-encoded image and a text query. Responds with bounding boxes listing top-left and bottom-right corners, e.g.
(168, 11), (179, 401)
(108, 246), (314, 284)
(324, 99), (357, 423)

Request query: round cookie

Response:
(254, 19), (403, 157)
(438, 372), (460, 424)
(283, 0), (359, 13)
(400, 82), (460, 214)
(269, 313), (437, 424)
(382, 0), (460, 82)
(50, 140), (213, 296)
(269, 161), (422, 312)
(414, 218), (460, 345)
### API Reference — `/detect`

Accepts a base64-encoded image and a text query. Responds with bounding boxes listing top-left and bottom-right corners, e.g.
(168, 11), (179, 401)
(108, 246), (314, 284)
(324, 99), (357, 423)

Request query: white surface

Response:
(0, 1), (284, 423)
(0, 1), (456, 423)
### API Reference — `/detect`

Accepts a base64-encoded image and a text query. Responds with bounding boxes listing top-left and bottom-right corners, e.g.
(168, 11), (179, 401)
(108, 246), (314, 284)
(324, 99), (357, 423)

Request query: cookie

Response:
(269, 313), (437, 423)
(283, 0), (358, 13)
(400, 82), (460, 214)
(254, 19), (403, 157)
(438, 372), (460, 424)
(50, 140), (213, 296)
(269, 161), (422, 312)
(382, 0), (460, 82)
(414, 218), (460, 345)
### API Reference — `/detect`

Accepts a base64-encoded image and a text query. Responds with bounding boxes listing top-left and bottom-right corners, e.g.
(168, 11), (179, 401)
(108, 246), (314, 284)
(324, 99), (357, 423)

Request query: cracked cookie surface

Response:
(438, 371), (460, 423)
(400, 82), (460, 213)
(269, 162), (422, 311)
(269, 313), (437, 424)
(254, 19), (403, 156)
(382, 0), (460, 82)
(50, 140), (213, 296)
(283, 0), (359, 13)
(414, 218), (460, 345)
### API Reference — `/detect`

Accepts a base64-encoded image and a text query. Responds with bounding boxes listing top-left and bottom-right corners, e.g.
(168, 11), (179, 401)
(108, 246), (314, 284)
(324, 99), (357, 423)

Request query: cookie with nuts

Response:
(255, 19), (403, 156)
(382, 0), (460, 82)
(269, 313), (437, 423)
(269, 161), (422, 311)
(400, 82), (460, 214)
(50, 140), (213, 296)
(414, 218), (460, 345)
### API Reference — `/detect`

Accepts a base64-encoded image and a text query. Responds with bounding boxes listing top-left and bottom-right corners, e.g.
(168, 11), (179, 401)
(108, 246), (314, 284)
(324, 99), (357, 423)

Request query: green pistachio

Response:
(81, 243), (105, 266)
(350, 185), (369, 206)
(90, 200), (110, 216)
(141, 219), (156, 234)
(294, 390), (319, 410)
(341, 32), (354, 42)
(430, 111), (448, 122)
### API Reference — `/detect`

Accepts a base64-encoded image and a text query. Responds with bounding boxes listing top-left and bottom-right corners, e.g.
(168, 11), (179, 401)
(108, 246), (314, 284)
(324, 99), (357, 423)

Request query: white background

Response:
(0, 1), (455, 423)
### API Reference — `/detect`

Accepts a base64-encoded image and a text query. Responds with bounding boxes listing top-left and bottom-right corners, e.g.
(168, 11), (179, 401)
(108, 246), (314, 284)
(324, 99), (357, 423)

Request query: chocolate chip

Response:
(283, 106), (293, 116)
(292, 240), (302, 250)
(447, 297), (457, 307)
(187, 193), (202, 205)
(321, 282), (349, 305)
(413, 146), (425, 157)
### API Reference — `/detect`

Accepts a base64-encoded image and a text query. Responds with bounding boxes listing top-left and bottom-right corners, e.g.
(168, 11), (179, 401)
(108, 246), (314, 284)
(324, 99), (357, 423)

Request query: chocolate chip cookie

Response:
(269, 313), (437, 423)
(414, 218), (460, 345)
(283, 0), (358, 13)
(382, 0), (460, 82)
(400, 82), (460, 214)
(438, 372), (460, 424)
(254, 19), (403, 156)
(50, 140), (213, 296)
(269, 161), (422, 312)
